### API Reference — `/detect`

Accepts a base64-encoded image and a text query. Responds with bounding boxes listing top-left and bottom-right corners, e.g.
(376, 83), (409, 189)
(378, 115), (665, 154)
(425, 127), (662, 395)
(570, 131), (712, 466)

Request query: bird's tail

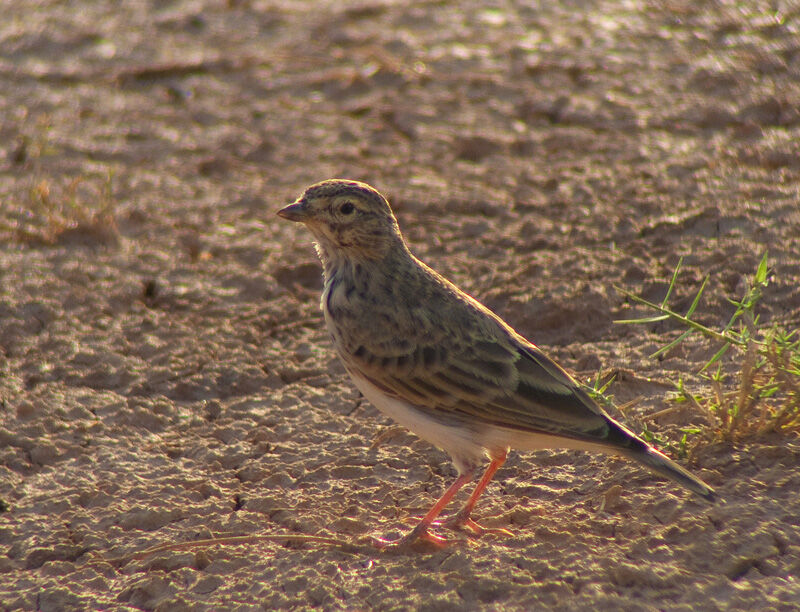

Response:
(625, 441), (716, 501)
(607, 420), (716, 501)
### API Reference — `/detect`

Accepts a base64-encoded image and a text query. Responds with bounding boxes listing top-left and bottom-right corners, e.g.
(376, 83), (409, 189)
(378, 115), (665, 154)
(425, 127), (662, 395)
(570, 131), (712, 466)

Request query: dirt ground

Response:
(1, 0), (800, 610)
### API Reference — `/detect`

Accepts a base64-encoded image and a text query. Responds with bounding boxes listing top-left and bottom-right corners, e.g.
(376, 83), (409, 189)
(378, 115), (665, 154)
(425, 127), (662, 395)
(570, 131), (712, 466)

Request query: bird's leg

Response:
(442, 449), (512, 536)
(373, 470), (474, 550)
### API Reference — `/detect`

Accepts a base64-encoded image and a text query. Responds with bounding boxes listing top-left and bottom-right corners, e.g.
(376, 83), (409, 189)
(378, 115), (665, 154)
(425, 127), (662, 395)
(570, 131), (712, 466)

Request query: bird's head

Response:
(278, 179), (404, 262)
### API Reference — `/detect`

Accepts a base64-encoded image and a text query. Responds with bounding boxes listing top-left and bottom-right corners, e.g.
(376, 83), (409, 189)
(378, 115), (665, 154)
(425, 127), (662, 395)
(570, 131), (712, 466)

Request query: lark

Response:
(278, 179), (715, 548)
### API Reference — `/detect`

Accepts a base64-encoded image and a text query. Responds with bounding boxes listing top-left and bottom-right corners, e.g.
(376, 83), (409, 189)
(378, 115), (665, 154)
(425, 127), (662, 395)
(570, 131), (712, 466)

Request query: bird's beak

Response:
(277, 200), (309, 222)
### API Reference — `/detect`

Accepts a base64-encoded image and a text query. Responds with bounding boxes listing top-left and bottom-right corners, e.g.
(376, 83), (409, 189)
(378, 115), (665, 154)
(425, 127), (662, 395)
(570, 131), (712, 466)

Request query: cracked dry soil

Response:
(1, 1), (800, 610)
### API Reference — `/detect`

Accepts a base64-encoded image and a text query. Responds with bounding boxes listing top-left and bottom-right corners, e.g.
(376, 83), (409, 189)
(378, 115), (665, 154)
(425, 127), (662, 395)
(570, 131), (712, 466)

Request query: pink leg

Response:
(373, 471), (474, 549)
(443, 449), (512, 535)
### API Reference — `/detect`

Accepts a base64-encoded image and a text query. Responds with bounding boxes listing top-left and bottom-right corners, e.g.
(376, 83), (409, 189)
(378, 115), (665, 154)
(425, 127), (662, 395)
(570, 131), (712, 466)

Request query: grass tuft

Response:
(615, 253), (799, 446)
(2, 173), (119, 247)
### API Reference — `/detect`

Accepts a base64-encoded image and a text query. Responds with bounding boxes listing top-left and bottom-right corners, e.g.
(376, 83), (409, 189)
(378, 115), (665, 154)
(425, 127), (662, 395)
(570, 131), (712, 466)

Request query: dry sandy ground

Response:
(1, 0), (800, 610)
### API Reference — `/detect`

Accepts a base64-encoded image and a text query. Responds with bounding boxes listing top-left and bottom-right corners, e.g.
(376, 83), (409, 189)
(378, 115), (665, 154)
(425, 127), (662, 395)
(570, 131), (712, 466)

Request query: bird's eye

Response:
(339, 201), (355, 215)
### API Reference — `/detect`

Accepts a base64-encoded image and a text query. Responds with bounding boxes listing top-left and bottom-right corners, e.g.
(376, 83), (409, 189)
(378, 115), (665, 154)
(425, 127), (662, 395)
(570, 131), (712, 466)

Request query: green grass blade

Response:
(686, 276), (709, 318)
(661, 257), (684, 308)
(595, 373), (616, 395)
(700, 342), (732, 373)
(721, 299), (745, 333)
(651, 328), (694, 359)
(755, 251), (769, 285)
(614, 314), (670, 324)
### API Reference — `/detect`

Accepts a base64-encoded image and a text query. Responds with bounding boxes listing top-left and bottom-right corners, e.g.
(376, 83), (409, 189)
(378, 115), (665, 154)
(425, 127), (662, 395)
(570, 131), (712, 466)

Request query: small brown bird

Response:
(278, 179), (715, 548)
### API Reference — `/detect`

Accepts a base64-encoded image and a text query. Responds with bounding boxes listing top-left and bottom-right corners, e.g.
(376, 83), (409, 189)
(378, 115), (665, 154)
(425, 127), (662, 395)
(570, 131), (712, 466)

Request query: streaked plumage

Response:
(278, 179), (715, 548)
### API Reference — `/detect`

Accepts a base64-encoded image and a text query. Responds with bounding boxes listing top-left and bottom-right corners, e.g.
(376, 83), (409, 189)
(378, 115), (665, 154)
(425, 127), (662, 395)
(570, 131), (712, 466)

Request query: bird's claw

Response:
(371, 522), (458, 551)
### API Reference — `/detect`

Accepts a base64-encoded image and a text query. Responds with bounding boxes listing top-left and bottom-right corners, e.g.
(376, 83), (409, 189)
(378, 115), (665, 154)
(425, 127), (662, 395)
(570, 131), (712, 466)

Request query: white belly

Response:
(347, 369), (489, 474)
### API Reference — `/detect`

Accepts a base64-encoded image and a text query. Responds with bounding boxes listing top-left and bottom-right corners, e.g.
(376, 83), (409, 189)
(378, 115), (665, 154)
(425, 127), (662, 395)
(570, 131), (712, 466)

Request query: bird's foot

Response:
(371, 523), (456, 552)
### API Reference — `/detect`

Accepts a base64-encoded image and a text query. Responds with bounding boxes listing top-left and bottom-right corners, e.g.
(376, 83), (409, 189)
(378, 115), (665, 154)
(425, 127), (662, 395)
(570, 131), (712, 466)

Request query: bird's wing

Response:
(349, 282), (614, 443)
(364, 336), (611, 440)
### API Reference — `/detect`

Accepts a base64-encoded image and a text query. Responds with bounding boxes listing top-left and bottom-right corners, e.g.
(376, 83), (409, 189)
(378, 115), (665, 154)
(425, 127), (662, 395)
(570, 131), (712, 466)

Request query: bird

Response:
(277, 179), (716, 549)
